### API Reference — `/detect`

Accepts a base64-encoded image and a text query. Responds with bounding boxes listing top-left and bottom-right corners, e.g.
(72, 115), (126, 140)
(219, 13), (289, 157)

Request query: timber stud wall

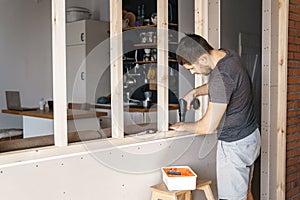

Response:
(287, 0), (300, 199)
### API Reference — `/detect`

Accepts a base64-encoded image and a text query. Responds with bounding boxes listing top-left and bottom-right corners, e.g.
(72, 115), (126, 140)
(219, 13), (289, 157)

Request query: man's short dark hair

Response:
(176, 34), (214, 66)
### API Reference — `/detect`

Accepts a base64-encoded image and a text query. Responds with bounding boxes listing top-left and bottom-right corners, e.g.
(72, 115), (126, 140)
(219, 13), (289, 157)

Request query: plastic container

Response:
(66, 7), (91, 23)
(161, 166), (197, 191)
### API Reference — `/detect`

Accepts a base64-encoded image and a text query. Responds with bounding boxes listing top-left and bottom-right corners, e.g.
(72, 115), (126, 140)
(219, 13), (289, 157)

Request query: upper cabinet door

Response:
(66, 20), (86, 46)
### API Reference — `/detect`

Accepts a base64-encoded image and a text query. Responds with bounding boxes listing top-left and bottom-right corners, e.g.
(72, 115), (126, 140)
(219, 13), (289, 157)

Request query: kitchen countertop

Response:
(94, 103), (179, 112)
(2, 109), (107, 120)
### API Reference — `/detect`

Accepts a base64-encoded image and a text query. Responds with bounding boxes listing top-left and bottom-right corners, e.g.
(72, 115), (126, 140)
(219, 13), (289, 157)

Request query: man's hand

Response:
(183, 84), (208, 110)
(169, 122), (186, 132)
(183, 89), (196, 111)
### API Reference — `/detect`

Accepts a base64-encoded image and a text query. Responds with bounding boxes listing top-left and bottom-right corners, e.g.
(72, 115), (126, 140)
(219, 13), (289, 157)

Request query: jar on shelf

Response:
(147, 31), (154, 43)
(140, 32), (147, 43)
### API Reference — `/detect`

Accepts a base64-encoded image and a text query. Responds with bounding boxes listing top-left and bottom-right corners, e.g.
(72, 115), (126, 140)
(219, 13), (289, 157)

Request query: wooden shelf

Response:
(168, 59), (177, 62)
(122, 23), (178, 31)
(168, 23), (178, 27)
(133, 42), (177, 47)
(124, 59), (177, 64)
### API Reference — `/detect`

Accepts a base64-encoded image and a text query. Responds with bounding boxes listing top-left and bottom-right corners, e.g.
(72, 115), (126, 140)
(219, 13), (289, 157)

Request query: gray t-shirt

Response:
(208, 49), (258, 142)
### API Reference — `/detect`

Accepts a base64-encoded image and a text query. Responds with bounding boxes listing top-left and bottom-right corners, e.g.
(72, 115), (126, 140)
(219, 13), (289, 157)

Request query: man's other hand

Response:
(169, 122), (186, 132)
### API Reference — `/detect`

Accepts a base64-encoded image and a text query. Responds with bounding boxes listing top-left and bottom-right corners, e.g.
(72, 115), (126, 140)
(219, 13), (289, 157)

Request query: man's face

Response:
(183, 53), (212, 75)
(183, 62), (212, 75)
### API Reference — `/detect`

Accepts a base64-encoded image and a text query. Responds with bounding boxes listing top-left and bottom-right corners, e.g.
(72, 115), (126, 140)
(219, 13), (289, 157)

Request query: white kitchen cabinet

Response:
(66, 45), (86, 103)
(66, 20), (109, 103)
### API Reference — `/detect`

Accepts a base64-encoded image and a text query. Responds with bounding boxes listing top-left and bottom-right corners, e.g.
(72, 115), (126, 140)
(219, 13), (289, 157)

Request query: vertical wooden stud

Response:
(51, 0), (68, 146)
(261, 0), (272, 198)
(110, 0), (124, 138)
(207, 0), (221, 49)
(194, 0), (208, 37)
(194, 0), (209, 120)
(157, 0), (169, 131)
(276, 0), (288, 198)
(261, 0), (288, 199)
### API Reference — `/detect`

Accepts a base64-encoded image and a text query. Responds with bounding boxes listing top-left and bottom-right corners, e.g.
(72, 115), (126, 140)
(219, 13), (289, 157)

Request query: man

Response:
(170, 34), (261, 200)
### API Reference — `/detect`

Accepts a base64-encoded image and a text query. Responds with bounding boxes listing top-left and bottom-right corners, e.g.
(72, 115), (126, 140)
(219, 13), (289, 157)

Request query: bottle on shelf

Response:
(137, 5), (141, 22)
(39, 98), (45, 110)
(135, 4), (145, 26)
(141, 4), (145, 24)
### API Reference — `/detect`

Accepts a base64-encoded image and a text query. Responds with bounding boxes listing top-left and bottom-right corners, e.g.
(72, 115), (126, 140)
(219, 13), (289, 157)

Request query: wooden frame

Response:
(157, 0), (169, 131)
(110, 0), (124, 138)
(51, 0), (67, 146)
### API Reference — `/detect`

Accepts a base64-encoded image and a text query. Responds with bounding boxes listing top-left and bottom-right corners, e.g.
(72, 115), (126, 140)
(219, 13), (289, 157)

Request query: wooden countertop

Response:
(2, 109), (107, 120)
(95, 104), (179, 112)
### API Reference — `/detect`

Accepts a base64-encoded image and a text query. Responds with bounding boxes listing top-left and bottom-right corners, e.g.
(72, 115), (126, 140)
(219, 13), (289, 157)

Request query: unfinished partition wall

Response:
(286, 0), (300, 199)
(0, 1), (219, 199)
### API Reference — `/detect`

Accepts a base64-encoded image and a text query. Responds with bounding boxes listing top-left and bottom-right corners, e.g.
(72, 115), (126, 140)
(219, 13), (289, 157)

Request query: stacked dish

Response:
(66, 7), (91, 23)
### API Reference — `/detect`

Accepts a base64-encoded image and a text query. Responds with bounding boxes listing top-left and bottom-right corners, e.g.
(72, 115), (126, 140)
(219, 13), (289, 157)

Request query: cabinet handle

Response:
(80, 33), (85, 42)
(81, 72), (85, 80)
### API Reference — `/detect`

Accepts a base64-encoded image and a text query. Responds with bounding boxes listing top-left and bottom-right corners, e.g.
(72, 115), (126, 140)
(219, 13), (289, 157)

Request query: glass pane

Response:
(168, 0), (180, 125)
(66, 1), (111, 142)
(122, 0), (159, 136)
(0, 1), (54, 152)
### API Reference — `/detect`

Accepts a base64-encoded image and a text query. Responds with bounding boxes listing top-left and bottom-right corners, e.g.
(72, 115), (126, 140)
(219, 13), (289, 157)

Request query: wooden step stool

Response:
(150, 182), (192, 200)
(196, 178), (215, 200)
(150, 178), (214, 200)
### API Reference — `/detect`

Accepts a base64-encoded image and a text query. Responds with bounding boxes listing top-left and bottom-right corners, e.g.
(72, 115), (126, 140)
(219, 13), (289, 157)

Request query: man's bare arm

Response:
(170, 102), (227, 134)
(194, 84), (208, 97)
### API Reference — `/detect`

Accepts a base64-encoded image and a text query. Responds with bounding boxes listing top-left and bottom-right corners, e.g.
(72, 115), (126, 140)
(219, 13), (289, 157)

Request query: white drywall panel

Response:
(0, 135), (217, 200)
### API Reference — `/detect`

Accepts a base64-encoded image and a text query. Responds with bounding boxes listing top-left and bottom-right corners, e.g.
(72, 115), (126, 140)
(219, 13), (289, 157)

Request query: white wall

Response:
(0, 0), (52, 129)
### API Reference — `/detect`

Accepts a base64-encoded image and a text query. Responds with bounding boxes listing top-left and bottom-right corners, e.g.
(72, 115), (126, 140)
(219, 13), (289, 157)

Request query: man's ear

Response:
(198, 54), (210, 66)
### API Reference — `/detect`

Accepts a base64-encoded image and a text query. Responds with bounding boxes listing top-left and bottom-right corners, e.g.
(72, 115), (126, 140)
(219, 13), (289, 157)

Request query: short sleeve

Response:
(208, 70), (235, 104)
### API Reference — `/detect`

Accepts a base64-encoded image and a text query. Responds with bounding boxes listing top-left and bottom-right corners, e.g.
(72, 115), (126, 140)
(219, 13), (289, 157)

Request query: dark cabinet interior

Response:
(122, 0), (179, 105)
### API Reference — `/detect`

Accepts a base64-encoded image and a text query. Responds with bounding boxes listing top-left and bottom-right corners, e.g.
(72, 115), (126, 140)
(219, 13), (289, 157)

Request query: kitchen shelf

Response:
(123, 59), (177, 64)
(134, 59), (177, 64)
(122, 23), (178, 31)
(133, 42), (178, 47)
